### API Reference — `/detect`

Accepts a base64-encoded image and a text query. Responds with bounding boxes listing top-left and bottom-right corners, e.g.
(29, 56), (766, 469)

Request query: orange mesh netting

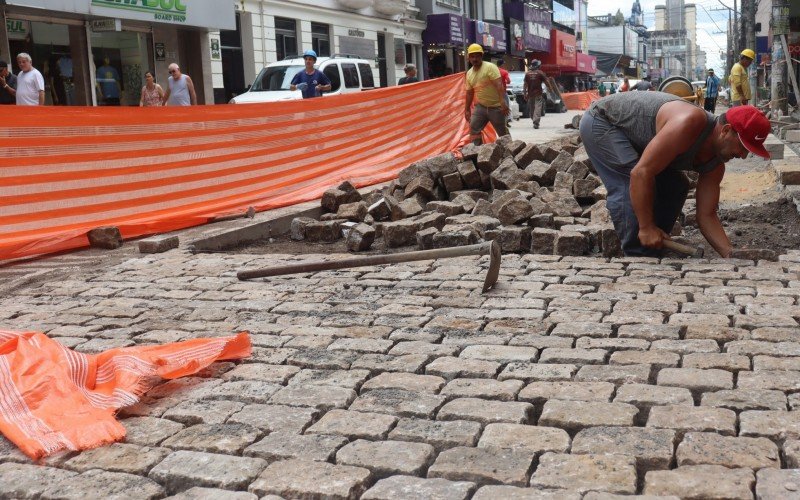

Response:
(561, 90), (601, 110)
(0, 74), (494, 261)
(0, 329), (251, 459)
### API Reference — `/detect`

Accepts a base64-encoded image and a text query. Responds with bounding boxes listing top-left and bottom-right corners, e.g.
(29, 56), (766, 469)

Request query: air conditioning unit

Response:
(374, 0), (410, 16)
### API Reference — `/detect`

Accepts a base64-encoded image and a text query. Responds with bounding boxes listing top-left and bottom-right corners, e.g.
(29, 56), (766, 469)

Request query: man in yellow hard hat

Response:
(730, 49), (754, 107)
(464, 43), (509, 143)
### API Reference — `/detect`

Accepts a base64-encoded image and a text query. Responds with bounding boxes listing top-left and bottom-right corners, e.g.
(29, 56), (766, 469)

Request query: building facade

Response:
(0, 0), (233, 106)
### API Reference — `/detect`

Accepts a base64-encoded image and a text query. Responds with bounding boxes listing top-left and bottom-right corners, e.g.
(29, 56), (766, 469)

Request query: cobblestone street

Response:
(2, 244), (800, 498)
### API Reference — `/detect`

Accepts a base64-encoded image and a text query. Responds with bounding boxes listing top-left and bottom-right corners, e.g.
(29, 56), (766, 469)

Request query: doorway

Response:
(377, 33), (387, 87)
(219, 13), (245, 103)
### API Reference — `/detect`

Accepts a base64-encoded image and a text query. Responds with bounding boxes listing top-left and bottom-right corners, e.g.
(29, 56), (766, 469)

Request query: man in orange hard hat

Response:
(464, 43), (509, 144)
(730, 49), (754, 107)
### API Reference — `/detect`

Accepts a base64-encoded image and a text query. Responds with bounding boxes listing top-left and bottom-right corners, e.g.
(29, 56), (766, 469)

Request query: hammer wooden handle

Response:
(662, 239), (700, 257)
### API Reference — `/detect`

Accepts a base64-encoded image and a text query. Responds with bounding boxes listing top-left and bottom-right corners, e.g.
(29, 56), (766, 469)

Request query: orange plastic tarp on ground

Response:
(0, 329), (250, 459)
(0, 74), (491, 261)
(561, 90), (601, 110)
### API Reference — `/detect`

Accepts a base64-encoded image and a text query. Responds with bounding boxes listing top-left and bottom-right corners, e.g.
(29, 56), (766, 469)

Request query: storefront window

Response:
(275, 17), (297, 61)
(311, 23), (330, 57)
(91, 30), (152, 106)
(8, 21), (79, 105)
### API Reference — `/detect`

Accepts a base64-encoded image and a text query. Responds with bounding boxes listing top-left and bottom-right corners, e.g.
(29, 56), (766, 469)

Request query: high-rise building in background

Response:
(649, 1), (705, 80)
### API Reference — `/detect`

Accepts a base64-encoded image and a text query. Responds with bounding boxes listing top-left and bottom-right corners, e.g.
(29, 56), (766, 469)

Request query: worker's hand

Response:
(295, 82), (308, 91)
(315, 84), (323, 93)
(638, 226), (669, 249)
(0, 76), (5, 86)
(464, 109), (471, 123)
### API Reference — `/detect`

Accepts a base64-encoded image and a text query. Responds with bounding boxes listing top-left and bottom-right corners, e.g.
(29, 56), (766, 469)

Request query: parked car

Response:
(229, 54), (375, 104)
(509, 71), (564, 117)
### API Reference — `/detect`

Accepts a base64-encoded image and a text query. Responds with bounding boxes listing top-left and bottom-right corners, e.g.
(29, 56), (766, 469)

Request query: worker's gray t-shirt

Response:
(588, 91), (719, 174)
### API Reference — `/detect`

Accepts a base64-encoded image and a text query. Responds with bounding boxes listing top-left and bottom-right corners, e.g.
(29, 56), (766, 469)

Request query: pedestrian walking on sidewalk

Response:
(463, 44), (509, 143)
(730, 49), (754, 107)
(523, 59), (552, 129)
(579, 91), (770, 257)
(139, 71), (164, 107)
(0, 60), (17, 105)
(496, 59), (512, 128)
(398, 64), (418, 85)
(290, 50), (331, 99)
(14, 53), (44, 106)
(598, 81), (607, 97)
(162, 63), (197, 106)
(703, 69), (720, 113)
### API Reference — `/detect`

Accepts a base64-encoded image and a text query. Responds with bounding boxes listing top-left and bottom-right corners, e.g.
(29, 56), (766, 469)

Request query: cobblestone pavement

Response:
(2, 246), (800, 499)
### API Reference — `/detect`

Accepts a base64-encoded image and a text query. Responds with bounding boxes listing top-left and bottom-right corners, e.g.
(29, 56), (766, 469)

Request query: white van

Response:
(229, 54), (376, 104)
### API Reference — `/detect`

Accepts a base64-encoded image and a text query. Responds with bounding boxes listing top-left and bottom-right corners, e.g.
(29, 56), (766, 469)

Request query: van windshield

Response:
(251, 65), (304, 91)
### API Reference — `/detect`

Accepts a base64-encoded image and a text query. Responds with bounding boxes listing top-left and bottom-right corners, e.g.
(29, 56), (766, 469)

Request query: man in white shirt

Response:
(15, 53), (44, 106)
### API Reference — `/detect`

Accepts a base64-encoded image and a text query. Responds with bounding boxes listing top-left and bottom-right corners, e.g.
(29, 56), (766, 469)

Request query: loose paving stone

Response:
(425, 356), (500, 379)
(204, 380), (282, 404)
(427, 446), (535, 486)
(42, 469), (165, 500)
(162, 399), (245, 425)
(270, 384), (356, 410)
(121, 417), (185, 446)
(538, 400), (638, 432)
(243, 432), (348, 463)
(738, 370), (800, 392)
(656, 368), (734, 394)
(148, 450), (266, 494)
(388, 418), (482, 451)
(440, 378), (524, 401)
(0, 462), (78, 499)
(306, 409), (397, 440)
(361, 372), (446, 393)
(459, 345), (539, 363)
(63, 443), (170, 475)
(473, 486), (582, 499)
(551, 322), (614, 338)
(248, 458), (371, 499)
(617, 324), (682, 341)
(644, 465), (755, 499)
(756, 468), (800, 500)
(161, 423), (261, 454)
(784, 440), (800, 467)
(498, 362), (577, 382)
(221, 363), (300, 384)
(288, 368), (371, 389)
(351, 353), (430, 373)
(389, 341), (459, 357)
(740, 410), (800, 441)
(609, 350), (681, 369)
(647, 405), (737, 437)
(349, 389), (446, 418)
(701, 389), (788, 411)
(437, 397), (534, 424)
(226, 404), (317, 434)
(572, 426), (676, 472)
(477, 423), (570, 454)
(518, 381), (616, 405)
(336, 439), (436, 478)
(539, 347), (607, 364)
(676, 432), (780, 469)
(530, 452), (637, 495)
(164, 487), (257, 499)
(575, 364), (652, 385)
(362, 476), (476, 500)
(682, 353), (750, 371)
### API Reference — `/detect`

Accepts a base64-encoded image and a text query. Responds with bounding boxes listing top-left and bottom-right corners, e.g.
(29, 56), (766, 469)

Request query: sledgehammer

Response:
(237, 240), (502, 293)
(662, 239), (705, 258)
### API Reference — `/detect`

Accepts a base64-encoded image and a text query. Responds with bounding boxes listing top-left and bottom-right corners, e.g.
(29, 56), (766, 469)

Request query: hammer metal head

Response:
(482, 240), (502, 293)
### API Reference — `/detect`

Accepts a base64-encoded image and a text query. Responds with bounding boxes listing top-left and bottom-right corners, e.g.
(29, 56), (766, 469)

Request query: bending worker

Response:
(579, 91), (770, 257)
(464, 43), (509, 143)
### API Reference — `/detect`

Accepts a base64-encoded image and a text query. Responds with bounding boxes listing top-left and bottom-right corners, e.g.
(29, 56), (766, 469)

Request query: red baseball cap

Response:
(726, 105), (771, 159)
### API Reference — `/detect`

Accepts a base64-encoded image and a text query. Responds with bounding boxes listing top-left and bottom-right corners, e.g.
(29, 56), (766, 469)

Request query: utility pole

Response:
(771, 0), (789, 115)
(742, 0), (757, 101)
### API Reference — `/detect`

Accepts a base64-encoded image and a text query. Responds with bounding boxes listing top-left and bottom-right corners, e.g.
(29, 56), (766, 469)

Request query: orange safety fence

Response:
(0, 74), (493, 261)
(0, 329), (251, 459)
(561, 90), (601, 111)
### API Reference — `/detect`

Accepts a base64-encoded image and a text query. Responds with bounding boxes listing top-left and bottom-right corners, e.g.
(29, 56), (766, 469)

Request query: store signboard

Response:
(4, 0), (235, 30)
(509, 18), (524, 57)
(339, 36), (376, 60)
(474, 21), (506, 53)
(90, 18), (121, 32)
(423, 13), (467, 46)
(503, 3), (550, 53)
(394, 38), (405, 65)
(6, 18), (30, 41)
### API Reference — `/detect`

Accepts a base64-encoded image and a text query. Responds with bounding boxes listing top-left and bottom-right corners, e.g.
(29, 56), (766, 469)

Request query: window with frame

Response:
(342, 63), (360, 88)
(357, 63), (374, 88)
(323, 64), (341, 92)
(275, 17), (297, 61)
(311, 22), (331, 57)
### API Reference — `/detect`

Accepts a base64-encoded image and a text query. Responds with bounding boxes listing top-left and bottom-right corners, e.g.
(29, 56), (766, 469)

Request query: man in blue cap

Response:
(290, 50), (331, 98)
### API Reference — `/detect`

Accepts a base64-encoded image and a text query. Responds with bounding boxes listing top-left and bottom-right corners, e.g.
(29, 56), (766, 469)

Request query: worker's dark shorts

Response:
(470, 104), (508, 140)
(579, 111), (689, 257)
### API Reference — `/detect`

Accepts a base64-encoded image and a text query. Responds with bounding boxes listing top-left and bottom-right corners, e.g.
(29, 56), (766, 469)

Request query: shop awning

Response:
(423, 13), (469, 46)
(590, 51), (633, 77)
(560, 52), (597, 74)
(3, 0), (235, 30)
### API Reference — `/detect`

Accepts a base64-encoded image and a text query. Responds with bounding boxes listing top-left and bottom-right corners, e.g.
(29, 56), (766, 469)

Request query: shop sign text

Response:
(91, 0), (188, 23)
